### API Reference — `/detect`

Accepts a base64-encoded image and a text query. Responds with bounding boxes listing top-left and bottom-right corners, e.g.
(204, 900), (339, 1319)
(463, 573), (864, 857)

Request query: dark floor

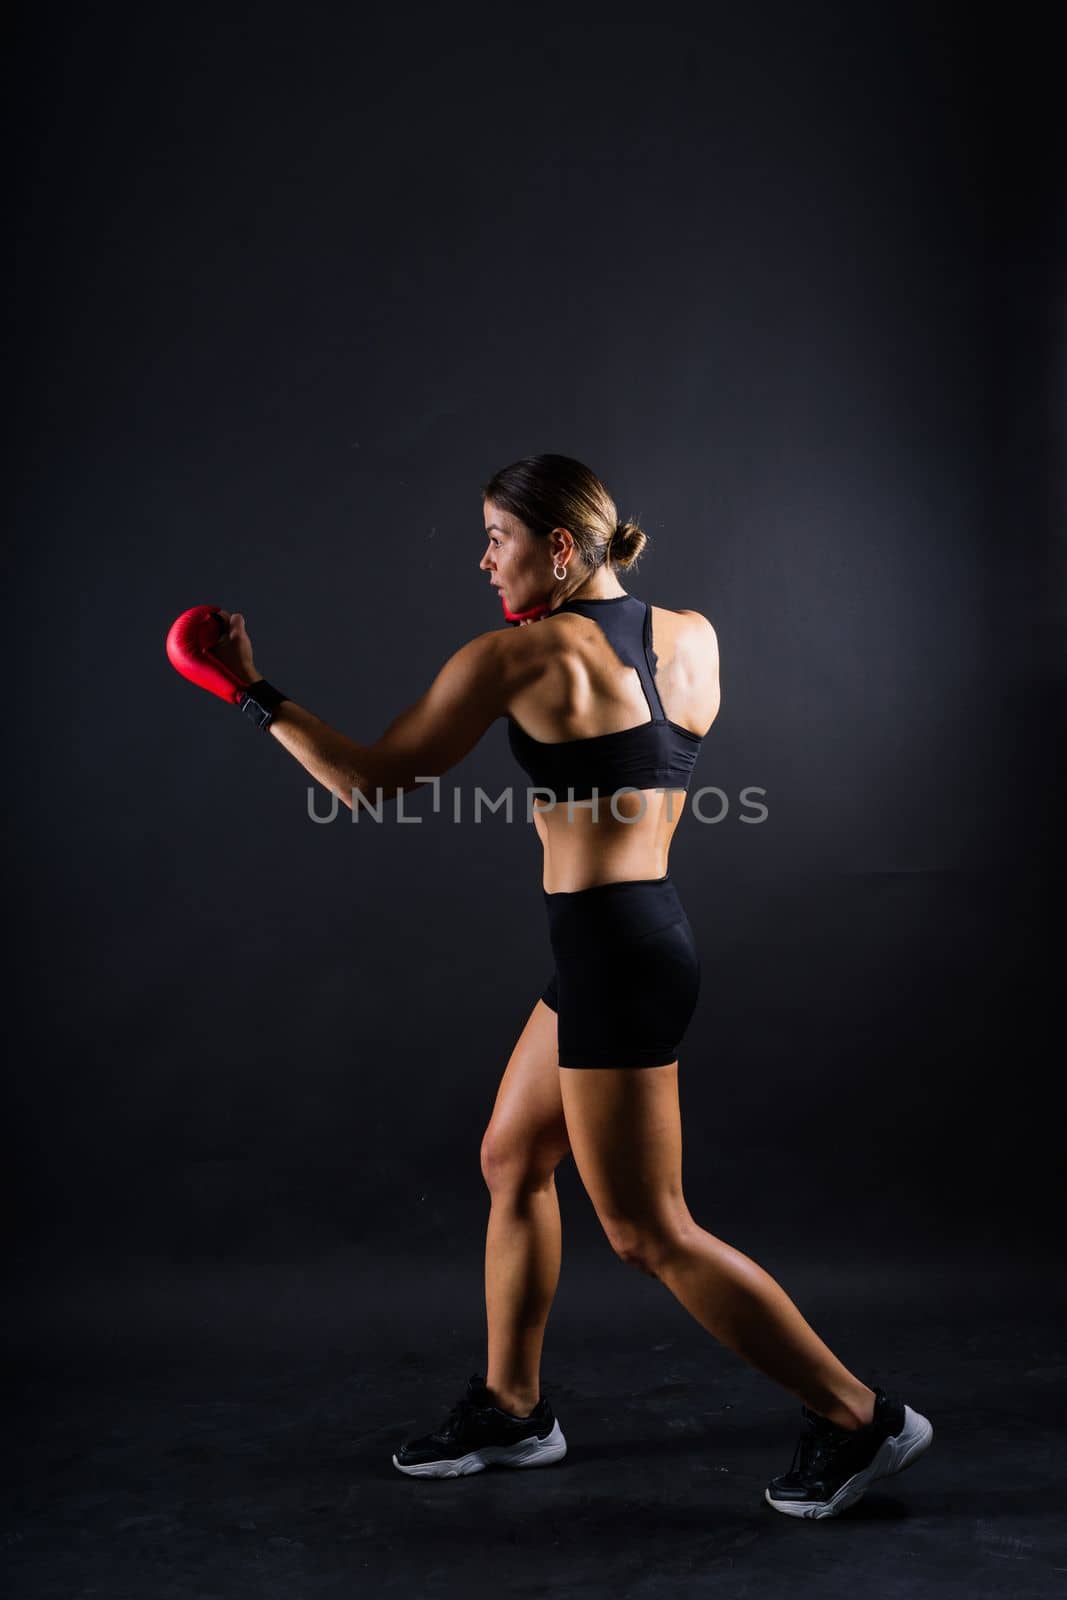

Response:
(5, 1235), (1065, 1599)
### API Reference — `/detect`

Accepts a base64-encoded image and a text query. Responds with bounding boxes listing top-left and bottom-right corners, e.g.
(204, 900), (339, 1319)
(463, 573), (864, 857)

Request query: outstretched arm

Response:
(215, 611), (515, 808)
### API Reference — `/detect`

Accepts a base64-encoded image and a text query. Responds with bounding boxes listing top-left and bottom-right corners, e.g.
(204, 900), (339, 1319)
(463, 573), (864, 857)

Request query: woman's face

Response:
(479, 502), (550, 614)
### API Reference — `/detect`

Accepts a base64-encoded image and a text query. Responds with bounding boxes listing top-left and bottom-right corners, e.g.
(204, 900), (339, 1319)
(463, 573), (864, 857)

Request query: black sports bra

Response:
(506, 593), (704, 801)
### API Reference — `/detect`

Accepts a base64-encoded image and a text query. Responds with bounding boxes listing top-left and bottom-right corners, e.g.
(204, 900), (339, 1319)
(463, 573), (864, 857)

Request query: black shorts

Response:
(539, 873), (700, 1068)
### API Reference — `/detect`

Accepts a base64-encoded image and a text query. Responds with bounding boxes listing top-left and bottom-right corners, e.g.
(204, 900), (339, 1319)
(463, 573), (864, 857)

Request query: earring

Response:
(553, 562), (567, 581)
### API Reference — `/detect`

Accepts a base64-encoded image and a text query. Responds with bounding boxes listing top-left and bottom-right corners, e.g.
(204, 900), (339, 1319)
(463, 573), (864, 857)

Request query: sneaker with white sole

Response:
(392, 1373), (568, 1478)
(764, 1384), (933, 1519)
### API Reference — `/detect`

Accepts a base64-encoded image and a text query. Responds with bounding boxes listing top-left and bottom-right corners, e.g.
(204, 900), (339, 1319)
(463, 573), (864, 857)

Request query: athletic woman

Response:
(167, 453), (932, 1518)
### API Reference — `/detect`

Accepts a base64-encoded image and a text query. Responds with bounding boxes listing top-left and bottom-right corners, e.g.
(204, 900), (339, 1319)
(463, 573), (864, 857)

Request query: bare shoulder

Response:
(676, 608), (718, 639)
(653, 605), (719, 661)
(677, 609), (718, 660)
(484, 618), (555, 696)
(426, 625), (534, 708)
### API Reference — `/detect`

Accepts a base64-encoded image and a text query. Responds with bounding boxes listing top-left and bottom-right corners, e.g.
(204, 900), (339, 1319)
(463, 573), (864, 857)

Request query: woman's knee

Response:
(600, 1209), (697, 1276)
(480, 1125), (569, 1193)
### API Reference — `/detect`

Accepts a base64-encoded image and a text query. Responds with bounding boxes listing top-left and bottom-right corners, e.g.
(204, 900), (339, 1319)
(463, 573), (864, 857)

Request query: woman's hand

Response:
(211, 609), (260, 684)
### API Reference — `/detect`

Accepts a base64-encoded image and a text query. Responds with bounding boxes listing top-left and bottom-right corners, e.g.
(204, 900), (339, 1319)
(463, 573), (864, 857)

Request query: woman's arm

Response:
(214, 611), (517, 807)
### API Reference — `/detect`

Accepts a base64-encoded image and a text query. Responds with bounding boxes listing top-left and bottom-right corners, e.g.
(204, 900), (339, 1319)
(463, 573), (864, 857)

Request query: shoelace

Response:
(787, 1410), (853, 1479)
(433, 1382), (489, 1441)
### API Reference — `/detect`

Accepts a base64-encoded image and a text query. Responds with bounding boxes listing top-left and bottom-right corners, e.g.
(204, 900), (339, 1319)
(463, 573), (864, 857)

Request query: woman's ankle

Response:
(814, 1383), (877, 1430)
(484, 1381), (540, 1416)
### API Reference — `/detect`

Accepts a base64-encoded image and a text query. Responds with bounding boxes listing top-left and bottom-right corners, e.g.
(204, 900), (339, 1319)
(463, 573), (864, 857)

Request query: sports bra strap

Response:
(640, 600), (667, 723)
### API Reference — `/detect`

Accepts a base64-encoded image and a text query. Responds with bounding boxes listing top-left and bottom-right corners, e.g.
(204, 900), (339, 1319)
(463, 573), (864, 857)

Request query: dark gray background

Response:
(9, 5), (1063, 1331)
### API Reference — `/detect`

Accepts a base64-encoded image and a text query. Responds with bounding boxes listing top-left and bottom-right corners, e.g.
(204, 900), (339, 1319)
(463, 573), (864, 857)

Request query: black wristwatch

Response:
(238, 679), (289, 731)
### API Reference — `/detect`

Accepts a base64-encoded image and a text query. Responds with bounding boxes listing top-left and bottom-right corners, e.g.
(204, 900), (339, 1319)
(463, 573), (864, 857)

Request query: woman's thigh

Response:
(481, 999), (570, 1179)
(557, 1062), (693, 1245)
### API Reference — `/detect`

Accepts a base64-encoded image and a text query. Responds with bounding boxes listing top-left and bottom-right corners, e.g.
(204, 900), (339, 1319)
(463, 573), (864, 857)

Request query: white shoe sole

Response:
(392, 1417), (568, 1478)
(764, 1404), (934, 1520)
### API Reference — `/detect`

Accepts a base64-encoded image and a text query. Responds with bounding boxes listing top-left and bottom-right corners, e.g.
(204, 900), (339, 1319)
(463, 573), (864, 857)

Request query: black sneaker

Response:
(764, 1385), (933, 1519)
(392, 1373), (568, 1478)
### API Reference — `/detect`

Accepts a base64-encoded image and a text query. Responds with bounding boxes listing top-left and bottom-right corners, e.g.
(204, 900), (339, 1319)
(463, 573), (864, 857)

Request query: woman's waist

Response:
(542, 869), (687, 940)
(539, 844), (675, 895)
(543, 869), (676, 900)
(532, 790), (682, 885)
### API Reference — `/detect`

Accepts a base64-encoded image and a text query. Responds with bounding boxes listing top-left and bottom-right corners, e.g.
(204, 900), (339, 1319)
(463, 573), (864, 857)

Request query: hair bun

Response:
(611, 519), (649, 570)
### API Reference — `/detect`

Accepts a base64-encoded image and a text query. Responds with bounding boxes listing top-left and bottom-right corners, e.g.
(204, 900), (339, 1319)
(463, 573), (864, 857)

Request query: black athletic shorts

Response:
(539, 873), (700, 1068)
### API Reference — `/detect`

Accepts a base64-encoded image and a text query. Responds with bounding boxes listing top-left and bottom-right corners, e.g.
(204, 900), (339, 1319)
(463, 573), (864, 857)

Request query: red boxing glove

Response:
(166, 605), (248, 703)
(501, 595), (553, 625)
(165, 606), (288, 729)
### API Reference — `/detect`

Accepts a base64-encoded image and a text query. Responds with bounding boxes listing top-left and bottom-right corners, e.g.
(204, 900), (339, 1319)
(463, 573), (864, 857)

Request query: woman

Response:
(176, 453), (933, 1519)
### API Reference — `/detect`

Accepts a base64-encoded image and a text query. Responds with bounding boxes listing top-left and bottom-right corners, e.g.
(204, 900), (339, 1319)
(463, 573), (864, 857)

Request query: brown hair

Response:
(482, 453), (649, 572)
